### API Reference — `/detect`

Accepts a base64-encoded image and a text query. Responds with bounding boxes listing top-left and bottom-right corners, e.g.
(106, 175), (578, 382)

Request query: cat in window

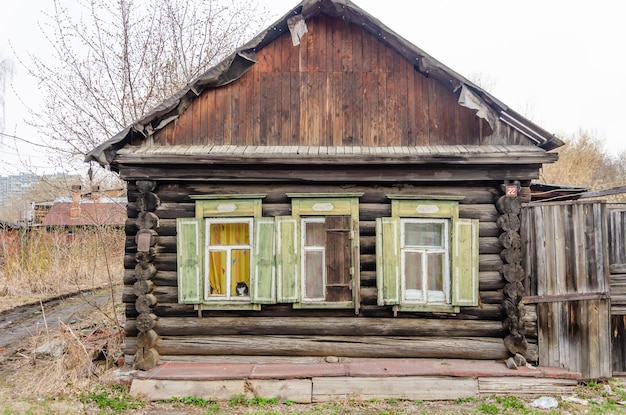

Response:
(236, 281), (249, 296)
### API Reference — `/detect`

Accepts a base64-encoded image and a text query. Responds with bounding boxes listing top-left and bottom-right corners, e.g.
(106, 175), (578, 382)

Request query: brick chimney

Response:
(70, 185), (81, 218)
(91, 185), (100, 202)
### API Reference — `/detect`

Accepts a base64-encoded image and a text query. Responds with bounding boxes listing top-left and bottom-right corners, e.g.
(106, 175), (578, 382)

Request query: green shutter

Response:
(276, 216), (299, 302)
(376, 217), (400, 305)
(176, 217), (204, 304)
(252, 217), (276, 304)
(451, 218), (479, 306)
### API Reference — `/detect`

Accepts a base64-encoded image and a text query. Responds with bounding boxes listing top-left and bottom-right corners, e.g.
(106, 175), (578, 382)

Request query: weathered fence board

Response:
(522, 201), (611, 380)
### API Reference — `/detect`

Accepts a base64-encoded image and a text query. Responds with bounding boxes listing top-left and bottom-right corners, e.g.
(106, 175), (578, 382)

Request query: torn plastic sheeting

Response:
(288, 15), (308, 46)
(458, 85), (498, 130)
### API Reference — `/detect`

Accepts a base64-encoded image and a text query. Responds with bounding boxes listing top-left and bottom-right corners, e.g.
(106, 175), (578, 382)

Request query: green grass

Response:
(478, 402), (500, 414)
(229, 394), (279, 407)
(79, 385), (144, 413)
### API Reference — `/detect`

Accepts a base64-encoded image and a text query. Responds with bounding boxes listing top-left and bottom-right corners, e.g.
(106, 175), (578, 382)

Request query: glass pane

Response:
(404, 251), (423, 300)
(405, 222), (443, 247)
(231, 249), (250, 297)
(210, 222), (250, 245)
(427, 253), (444, 292)
(304, 250), (324, 299)
(208, 250), (227, 295)
(304, 221), (325, 246)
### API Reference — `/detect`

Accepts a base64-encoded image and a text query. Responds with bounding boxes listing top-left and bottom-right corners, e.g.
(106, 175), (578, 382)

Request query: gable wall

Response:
(154, 15), (526, 148)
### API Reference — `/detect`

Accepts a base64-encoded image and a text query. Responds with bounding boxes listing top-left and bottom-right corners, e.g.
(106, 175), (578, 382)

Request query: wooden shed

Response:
(86, 0), (578, 395)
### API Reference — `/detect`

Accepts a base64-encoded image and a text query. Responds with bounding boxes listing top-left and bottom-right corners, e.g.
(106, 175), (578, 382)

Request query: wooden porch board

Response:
(312, 376), (477, 402)
(479, 377), (578, 396)
(129, 359), (581, 402)
(130, 378), (313, 403)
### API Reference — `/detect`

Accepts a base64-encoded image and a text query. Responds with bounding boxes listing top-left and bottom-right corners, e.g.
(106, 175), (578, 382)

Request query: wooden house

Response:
(86, 0), (568, 382)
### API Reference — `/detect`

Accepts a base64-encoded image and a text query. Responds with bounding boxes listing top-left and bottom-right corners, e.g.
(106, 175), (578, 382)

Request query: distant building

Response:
(41, 186), (127, 228)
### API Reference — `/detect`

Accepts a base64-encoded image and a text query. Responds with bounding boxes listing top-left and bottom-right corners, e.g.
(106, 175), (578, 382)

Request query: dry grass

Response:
(1, 302), (125, 398)
(0, 226), (126, 402)
(0, 226), (124, 312)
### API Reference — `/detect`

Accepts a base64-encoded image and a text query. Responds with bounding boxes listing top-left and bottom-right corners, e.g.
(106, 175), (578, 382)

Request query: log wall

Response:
(122, 181), (541, 363)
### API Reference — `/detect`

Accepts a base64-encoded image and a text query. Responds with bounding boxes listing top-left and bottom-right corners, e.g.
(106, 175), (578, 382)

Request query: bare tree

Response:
(540, 130), (626, 201)
(22, 0), (268, 164)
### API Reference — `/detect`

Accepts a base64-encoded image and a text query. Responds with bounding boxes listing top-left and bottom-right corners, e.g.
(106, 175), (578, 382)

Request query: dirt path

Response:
(0, 285), (122, 355)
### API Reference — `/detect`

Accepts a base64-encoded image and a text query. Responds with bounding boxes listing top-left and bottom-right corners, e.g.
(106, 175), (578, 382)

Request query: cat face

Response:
(236, 281), (249, 296)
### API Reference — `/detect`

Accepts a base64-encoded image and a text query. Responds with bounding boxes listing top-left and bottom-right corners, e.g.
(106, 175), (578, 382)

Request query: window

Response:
(402, 218), (449, 303)
(377, 196), (478, 313)
(176, 195), (274, 310)
(205, 219), (252, 301)
(278, 193), (362, 309)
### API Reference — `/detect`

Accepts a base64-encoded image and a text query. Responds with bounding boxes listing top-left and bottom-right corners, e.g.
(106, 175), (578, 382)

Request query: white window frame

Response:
(204, 217), (254, 302)
(400, 218), (450, 305)
(300, 217), (327, 302)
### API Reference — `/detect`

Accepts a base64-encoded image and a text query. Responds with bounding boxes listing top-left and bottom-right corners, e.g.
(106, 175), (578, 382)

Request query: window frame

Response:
(400, 217), (450, 304)
(176, 194), (271, 311)
(283, 193), (363, 310)
(376, 195), (479, 313)
(204, 217), (254, 302)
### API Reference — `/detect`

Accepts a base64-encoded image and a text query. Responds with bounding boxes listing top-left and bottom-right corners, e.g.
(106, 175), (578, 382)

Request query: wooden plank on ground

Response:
(130, 379), (312, 403)
(478, 377), (577, 396)
(312, 376), (477, 402)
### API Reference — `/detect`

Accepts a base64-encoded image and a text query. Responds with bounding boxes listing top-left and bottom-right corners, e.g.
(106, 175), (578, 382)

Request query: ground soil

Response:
(1, 287), (626, 414)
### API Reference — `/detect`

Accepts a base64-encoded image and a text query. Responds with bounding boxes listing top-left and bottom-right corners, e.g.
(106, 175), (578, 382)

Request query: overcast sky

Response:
(1, 0), (624, 176)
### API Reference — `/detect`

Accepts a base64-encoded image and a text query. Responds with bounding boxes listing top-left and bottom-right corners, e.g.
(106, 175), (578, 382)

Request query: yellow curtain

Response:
(208, 223), (250, 296)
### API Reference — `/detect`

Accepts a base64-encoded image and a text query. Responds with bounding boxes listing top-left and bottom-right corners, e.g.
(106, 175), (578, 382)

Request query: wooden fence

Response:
(608, 205), (626, 374)
(522, 201), (612, 380)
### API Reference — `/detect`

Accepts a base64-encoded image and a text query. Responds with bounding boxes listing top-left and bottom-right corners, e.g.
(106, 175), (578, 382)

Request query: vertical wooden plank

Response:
(276, 216), (299, 303)
(205, 88), (216, 145)
(557, 301), (569, 370)
(612, 315), (626, 372)
(213, 84), (225, 145)
(405, 66), (417, 146)
(317, 16), (328, 74)
(374, 72), (386, 146)
(565, 301), (578, 373)
(325, 216), (352, 302)
(252, 217), (276, 304)
(331, 72), (343, 147)
(290, 72), (301, 144)
(230, 75), (241, 145)
(552, 204), (567, 295)
(340, 20), (353, 73)
(176, 218), (204, 304)
(385, 60), (400, 147)
(397, 57), (409, 146)
(191, 93), (202, 145)
(537, 303), (549, 366)
(252, 64), (261, 145)
(349, 23), (363, 146)
(376, 217), (400, 305)
(534, 206), (547, 295)
(361, 72), (374, 146)
(598, 298), (611, 378)
(547, 302), (561, 368)
(451, 219), (479, 306)
(221, 86), (233, 145)
(239, 70), (252, 146)
(280, 73), (291, 146)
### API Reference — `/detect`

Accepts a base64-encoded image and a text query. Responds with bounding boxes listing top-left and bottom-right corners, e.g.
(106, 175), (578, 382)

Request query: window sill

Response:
(193, 303), (262, 311)
(394, 304), (460, 314)
(292, 301), (354, 309)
